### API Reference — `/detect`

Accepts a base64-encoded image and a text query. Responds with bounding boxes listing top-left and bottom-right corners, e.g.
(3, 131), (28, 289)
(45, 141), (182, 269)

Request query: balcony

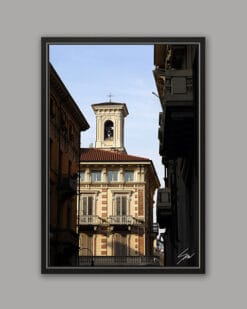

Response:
(108, 216), (143, 225)
(78, 215), (107, 232)
(156, 188), (172, 229)
(78, 215), (144, 233)
(79, 215), (103, 225)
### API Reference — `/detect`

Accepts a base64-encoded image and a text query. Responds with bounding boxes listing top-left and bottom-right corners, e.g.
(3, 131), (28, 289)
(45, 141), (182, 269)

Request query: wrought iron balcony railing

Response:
(79, 215), (103, 225)
(78, 215), (145, 227)
(108, 216), (143, 225)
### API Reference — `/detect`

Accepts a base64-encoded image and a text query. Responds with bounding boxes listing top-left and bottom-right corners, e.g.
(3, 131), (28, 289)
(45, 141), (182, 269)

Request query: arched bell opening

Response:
(104, 120), (114, 140)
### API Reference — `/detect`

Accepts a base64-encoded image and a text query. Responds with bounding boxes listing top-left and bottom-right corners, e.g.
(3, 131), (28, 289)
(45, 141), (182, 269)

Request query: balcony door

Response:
(80, 233), (94, 256)
(82, 196), (93, 216)
(115, 195), (127, 223)
(114, 233), (127, 256)
(80, 195), (94, 224)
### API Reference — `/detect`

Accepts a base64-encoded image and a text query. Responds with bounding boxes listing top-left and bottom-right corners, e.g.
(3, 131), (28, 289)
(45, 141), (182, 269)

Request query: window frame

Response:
(81, 195), (94, 216)
(79, 171), (85, 182)
(115, 195), (127, 216)
(108, 170), (118, 182)
(91, 170), (102, 182)
(124, 170), (134, 182)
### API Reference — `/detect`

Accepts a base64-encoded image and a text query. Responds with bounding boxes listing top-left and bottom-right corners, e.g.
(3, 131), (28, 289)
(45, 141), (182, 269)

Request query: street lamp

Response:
(152, 91), (159, 98)
(152, 92), (163, 108)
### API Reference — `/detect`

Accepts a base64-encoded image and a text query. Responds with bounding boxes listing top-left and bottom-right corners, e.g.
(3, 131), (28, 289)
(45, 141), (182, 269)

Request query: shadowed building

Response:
(153, 44), (200, 267)
(49, 64), (89, 266)
(78, 102), (160, 266)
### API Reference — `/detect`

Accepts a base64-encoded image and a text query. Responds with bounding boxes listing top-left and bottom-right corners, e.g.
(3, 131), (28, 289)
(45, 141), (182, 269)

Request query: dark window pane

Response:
(108, 171), (118, 182)
(92, 171), (101, 182)
(80, 171), (85, 181)
(122, 197), (127, 215)
(88, 196), (93, 215)
(83, 204), (87, 216)
(116, 197), (121, 215)
(124, 171), (134, 181)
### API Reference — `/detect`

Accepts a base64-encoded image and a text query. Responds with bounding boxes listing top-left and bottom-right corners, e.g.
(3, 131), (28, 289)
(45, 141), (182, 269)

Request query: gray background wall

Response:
(0, 0), (246, 308)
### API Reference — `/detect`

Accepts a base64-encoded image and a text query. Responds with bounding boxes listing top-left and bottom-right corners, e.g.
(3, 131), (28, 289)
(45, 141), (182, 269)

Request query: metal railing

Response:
(108, 216), (143, 225)
(78, 255), (160, 266)
(108, 215), (133, 224)
(79, 215), (103, 225)
(78, 215), (145, 226)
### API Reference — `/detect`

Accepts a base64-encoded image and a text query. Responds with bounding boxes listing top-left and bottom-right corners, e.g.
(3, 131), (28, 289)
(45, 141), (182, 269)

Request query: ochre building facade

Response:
(78, 102), (160, 266)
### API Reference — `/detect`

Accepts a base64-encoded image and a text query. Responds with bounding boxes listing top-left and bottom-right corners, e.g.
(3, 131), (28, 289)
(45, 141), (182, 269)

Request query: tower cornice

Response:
(92, 102), (129, 117)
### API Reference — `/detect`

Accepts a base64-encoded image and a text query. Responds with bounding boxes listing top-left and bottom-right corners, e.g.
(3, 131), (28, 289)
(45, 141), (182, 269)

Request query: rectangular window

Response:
(124, 171), (134, 182)
(79, 171), (85, 182)
(115, 196), (127, 216)
(108, 170), (118, 182)
(82, 196), (93, 215)
(91, 170), (101, 182)
(79, 196), (95, 224)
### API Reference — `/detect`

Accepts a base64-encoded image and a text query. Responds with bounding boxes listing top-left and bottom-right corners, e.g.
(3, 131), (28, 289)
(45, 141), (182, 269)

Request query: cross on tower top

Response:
(107, 93), (114, 102)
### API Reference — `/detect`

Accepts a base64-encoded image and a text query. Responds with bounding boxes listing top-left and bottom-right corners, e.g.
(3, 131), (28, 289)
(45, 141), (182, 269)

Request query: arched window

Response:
(104, 120), (114, 140)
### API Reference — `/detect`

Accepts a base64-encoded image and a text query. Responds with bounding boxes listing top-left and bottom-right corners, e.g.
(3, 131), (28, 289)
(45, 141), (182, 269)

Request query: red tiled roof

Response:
(80, 148), (150, 162)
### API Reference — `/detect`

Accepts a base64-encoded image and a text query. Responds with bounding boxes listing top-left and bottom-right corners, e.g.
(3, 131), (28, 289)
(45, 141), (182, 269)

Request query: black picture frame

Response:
(42, 37), (205, 274)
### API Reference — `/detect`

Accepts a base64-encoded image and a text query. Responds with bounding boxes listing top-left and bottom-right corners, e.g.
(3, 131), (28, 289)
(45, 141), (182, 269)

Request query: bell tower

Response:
(92, 101), (129, 153)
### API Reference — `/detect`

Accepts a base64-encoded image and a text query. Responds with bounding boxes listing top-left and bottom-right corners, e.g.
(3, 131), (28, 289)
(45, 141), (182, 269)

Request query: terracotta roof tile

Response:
(80, 148), (150, 162)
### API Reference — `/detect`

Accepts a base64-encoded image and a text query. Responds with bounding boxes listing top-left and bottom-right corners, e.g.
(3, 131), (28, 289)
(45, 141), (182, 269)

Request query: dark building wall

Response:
(49, 64), (89, 266)
(154, 44), (200, 267)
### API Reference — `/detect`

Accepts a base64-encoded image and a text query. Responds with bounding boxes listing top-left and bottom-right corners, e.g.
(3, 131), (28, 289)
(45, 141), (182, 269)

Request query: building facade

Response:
(153, 44), (200, 267)
(78, 102), (160, 266)
(49, 64), (89, 266)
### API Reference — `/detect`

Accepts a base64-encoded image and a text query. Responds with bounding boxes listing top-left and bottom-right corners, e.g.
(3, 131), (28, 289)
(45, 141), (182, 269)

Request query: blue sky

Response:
(49, 44), (163, 185)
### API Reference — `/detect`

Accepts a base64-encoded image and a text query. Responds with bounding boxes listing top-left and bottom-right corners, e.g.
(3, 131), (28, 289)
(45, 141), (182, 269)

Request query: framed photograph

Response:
(42, 37), (205, 274)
